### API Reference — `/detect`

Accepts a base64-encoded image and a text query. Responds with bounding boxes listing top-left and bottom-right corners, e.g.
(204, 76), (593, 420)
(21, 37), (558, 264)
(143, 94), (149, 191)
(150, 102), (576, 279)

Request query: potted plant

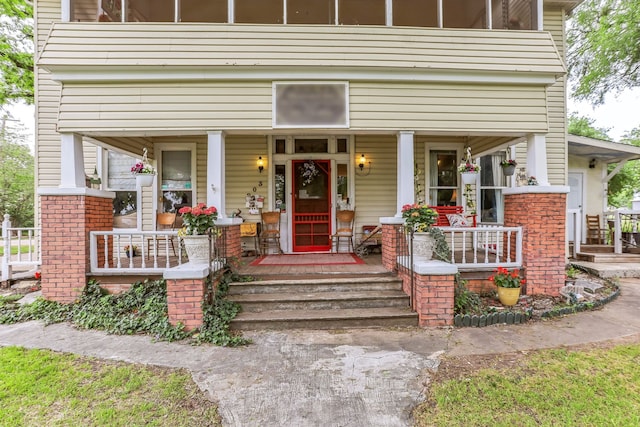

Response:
(130, 148), (156, 187)
(489, 267), (525, 306)
(458, 147), (480, 185)
(124, 244), (138, 258)
(500, 159), (518, 176)
(178, 203), (218, 264)
(401, 203), (439, 261)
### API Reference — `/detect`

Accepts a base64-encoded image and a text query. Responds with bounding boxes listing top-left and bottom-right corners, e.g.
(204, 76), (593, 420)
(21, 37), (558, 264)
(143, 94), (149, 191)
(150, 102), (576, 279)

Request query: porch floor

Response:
(237, 253), (389, 278)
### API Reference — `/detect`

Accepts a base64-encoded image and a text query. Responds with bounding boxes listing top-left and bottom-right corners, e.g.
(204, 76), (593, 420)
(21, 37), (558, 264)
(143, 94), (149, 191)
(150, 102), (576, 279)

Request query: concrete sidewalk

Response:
(1, 278), (639, 427)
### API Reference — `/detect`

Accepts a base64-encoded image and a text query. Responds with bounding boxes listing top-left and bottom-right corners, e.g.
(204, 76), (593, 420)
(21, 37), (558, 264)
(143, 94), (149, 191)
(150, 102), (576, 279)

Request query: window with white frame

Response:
(479, 152), (508, 223)
(428, 150), (458, 206)
(107, 151), (138, 229)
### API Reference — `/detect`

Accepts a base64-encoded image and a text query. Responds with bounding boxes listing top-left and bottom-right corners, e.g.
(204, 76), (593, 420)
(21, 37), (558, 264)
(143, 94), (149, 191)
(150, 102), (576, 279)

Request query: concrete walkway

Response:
(1, 278), (640, 426)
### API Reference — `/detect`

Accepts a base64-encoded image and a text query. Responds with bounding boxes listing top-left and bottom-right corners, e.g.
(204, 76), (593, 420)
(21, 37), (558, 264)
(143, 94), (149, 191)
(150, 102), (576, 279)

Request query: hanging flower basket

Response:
(135, 173), (155, 187)
(501, 159), (518, 176)
(461, 171), (478, 185)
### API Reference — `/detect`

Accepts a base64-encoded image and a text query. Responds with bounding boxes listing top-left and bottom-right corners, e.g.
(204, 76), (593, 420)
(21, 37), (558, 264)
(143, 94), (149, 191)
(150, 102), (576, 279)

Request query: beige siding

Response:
(354, 135), (397, 232)
(544, 8), (568, 186)
(225, 136), (269, 221)
(39, 24), (565, 76)
(56, 81), (549, 134)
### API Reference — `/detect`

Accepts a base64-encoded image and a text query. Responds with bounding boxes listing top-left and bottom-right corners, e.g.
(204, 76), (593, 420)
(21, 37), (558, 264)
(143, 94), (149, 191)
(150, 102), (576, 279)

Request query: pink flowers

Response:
(179, 203), (218, 235)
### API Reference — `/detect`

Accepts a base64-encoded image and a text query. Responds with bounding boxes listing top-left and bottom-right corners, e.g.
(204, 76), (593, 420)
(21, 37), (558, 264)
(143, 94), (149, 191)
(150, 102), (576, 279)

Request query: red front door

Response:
(292, 160), (331, 252)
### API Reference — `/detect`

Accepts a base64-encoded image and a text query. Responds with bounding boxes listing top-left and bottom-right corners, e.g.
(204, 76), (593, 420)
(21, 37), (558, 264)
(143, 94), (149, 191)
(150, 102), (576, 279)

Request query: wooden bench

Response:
(429, 206), (477, 227)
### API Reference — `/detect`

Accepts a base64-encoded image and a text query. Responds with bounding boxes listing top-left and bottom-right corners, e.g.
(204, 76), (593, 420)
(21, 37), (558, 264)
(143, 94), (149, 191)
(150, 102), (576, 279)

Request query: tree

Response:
(567, 0), (640, 104)
(0, 116), (34, 227)
(567, 113), (611, 140)
(568, 114), (640, 208)
(0, 0), (34, 106)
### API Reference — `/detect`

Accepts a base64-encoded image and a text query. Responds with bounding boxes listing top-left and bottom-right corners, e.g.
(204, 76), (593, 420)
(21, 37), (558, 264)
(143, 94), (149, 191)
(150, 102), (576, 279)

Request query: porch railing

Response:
(89, 228), (227, 274)
(1, 214), (41, 281)
(567, 209), (581, 257)
(395, 224), (523, 273)
(611, 209), (640, 254)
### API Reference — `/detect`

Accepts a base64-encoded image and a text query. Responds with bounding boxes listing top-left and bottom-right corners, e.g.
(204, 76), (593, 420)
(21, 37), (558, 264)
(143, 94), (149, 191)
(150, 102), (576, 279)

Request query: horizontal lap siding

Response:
(39, 24), (565, 75)
(225, 136), (269, 221)
(58, 81), (548, 134)
(354, 136), (397, 233)
(544, 9), (567, 186)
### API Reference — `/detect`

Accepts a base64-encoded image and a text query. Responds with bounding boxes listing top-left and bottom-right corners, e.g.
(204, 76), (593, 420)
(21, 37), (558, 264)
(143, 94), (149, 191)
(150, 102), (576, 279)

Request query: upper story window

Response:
(71, 0), (540, 31)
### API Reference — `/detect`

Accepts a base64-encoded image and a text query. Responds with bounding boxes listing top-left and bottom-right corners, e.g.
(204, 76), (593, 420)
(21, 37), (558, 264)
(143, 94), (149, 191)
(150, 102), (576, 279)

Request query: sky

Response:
(4, 87), (640, 147)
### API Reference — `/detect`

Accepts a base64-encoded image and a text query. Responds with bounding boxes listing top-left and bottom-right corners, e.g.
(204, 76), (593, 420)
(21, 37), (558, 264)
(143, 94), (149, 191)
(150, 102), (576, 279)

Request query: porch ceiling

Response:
(568, 134), (640, 164)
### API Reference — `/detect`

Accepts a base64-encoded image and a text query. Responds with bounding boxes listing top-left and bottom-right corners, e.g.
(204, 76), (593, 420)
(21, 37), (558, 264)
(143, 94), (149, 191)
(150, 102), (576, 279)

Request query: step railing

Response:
(396, 224), (523, 273)
(1, 214), (41, 281)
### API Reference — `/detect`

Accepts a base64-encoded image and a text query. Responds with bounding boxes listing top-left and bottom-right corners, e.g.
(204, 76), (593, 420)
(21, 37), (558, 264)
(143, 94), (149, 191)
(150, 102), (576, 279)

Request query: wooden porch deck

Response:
(236, 254), (389, 278)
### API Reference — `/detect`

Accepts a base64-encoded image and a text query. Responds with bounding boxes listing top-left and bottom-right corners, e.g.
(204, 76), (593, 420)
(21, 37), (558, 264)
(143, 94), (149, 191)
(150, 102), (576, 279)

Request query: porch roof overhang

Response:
(37, 23), (566, 86)
(568, 134), (640, 164)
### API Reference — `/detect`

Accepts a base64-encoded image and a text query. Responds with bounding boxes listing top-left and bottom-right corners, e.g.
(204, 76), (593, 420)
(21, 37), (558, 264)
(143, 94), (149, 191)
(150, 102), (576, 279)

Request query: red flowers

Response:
(34, 271), (41, 280)
(490, 267), (525, 288)
(179, 203), (218, 235)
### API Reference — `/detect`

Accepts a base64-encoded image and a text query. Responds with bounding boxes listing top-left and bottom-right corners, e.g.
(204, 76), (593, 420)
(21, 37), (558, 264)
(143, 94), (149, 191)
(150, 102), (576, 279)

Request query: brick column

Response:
(39, 189), (114, 303)
(164, 264), (210, 331)
(380, 217), (404, 271)
(217, 218), (242, 267)
(504, 187), (568, 296)
(412, 261), (457, 327)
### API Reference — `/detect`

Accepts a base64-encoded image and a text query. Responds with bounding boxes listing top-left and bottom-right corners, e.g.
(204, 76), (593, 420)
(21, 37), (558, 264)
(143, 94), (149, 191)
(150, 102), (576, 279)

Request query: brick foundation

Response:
(504, 190), (567, 296)
(40, 192), (113, 303)
(166, 277), (208, 331)
(221, 224), (242, 266)
(398, 262), (456, 327)
(381, 221), (403, 271)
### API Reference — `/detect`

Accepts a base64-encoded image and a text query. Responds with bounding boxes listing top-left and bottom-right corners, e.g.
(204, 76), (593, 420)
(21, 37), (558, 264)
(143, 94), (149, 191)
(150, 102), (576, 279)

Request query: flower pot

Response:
(411, 232), (435, 262)
(502, 164), (516, 176)
(135, 173), (155, 187)
(182, 235), (211, 264)
(497, 286), (521, 306)
(460, 172), (478, 185)
(125, 251), (138, 258)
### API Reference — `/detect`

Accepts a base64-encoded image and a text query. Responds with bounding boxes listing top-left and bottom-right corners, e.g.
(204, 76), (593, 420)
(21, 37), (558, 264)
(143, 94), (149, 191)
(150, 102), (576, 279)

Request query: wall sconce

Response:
(589, 158), (597, 169)
(257, 156), (264, 173)
(356, 153), (371, 176)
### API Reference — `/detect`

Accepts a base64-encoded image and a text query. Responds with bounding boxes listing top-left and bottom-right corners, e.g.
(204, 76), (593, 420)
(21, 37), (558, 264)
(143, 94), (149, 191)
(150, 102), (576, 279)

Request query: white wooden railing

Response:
(90, 230), (184, 274)
(1, 214), (41, 281)
(438, 225), (523, 271)
(612, 209), (640, 254)
(567, 209), (581, 258)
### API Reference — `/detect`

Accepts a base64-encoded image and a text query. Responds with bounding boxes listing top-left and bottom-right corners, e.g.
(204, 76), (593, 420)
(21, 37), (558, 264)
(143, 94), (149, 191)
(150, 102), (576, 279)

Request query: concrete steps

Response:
(228, 275), (418, 330)
(575, 252), (640, 263)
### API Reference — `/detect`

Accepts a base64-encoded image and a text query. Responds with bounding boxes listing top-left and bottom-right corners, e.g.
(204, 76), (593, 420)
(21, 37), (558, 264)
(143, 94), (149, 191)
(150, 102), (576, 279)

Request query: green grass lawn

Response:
(415, 343), (640, 426)
(0, 346), (221, 426)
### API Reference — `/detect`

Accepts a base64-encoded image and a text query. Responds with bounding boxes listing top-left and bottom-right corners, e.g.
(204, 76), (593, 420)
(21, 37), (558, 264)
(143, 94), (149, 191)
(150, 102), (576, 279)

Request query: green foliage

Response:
(0, 273), (249, 346)
(0, 0), (34, 105)
(195, 271), (251, 346)
(453, 278), (481, 315)
(0, 122), (34, 227)
(402, 203), (438, 232)
(568, 0), (640, 104)
(0, 347), (221, 426)
(430, 227), (452, 263)
(565, 265), (580, 279)
(568, 113), (611, 140)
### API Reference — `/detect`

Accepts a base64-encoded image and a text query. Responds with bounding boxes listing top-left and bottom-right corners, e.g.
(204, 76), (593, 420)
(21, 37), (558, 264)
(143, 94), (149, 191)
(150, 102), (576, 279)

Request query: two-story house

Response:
(33, 0), (579, 317)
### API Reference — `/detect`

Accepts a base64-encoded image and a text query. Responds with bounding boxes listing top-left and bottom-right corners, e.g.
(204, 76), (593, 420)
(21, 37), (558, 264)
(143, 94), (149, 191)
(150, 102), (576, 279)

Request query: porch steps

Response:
(228, 275), (418, 330)
(575, 252), (640, 263)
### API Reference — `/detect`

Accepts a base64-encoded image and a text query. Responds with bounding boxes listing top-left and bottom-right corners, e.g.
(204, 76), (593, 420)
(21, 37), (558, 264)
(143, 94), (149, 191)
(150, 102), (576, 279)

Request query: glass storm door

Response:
(292, 160), (331, 252)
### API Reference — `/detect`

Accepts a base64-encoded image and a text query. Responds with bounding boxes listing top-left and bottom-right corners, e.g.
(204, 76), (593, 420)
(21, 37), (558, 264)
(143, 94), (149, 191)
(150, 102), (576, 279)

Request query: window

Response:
(128, 0), (174, 22)
(443, 0), (487, 29)
(236, 0), (283, 24)
(294, 139), (328, 154)
(339, 0), (386, 25)
(180, 0), (228, 22)
(107, 151), (138, 229)
(479, 153), (507, 223)
(287, 0), (335, 24)
(393, 0), (438, 27)
(336, 163), (350, 209)
(161, 150), (193, 213)
(429, 150), (458, 206)
(274, 164), (286, 211)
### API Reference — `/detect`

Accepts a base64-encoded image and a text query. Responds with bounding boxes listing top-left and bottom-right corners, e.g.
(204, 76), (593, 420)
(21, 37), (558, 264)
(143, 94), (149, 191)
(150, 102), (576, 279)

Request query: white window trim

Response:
(102, 147), (143, 231)
(156, 142), (198, 218)
(424, 143), (465, 206)
(272, 81), (350, 129)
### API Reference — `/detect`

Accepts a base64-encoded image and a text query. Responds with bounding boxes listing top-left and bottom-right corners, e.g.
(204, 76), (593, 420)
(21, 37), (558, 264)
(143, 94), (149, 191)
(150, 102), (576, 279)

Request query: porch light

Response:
(356, 154), (371, 176)
(257, 156), (264, 173)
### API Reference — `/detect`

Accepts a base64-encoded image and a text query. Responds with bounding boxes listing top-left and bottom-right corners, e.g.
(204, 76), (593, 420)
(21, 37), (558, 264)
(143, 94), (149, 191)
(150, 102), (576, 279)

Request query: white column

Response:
(61, 0), (71, 22)
(396, 131), (415, 216)
(60, 133), (86, 188)
(526, 133), (550, 186)
(207, 131), (226, 217)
